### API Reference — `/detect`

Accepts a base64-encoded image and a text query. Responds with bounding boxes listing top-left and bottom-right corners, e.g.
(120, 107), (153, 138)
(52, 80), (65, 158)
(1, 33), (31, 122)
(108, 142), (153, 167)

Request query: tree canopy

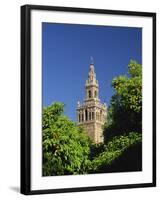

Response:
(104, 60), (142, 141)
(90, 132), (142, 173)
(42, 102), (91, 176)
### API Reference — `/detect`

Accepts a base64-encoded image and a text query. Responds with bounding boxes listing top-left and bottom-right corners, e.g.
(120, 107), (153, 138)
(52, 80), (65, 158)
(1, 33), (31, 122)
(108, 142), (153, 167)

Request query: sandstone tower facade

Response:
(77, 60), (107, 143)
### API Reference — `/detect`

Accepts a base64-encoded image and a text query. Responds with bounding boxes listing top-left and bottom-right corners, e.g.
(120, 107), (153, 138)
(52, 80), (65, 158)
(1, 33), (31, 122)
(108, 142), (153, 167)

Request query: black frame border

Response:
(20, 4), (156, 195)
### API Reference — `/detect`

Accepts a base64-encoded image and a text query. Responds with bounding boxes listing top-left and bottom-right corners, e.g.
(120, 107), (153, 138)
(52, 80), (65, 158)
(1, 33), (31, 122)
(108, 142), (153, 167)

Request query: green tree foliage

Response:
(43, 102), (142, 175)
(90, 132), (142, 173)
(104, 60), (142, 141)
(42, 102), (91, 176)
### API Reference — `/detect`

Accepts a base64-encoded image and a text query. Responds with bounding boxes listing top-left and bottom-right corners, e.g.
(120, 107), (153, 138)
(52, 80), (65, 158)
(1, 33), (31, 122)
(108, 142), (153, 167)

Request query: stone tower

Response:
(77, 59), (107, 143)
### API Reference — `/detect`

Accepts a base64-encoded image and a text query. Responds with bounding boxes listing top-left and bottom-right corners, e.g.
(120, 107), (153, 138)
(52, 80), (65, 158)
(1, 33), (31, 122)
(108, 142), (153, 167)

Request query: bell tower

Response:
(77, 58), (107, 143)
(85, 60), (99, 101)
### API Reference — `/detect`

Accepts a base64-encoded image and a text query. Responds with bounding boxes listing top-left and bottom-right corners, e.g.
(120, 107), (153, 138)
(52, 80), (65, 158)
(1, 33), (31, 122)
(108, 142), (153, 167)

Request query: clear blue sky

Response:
(42, 23), (142, 121)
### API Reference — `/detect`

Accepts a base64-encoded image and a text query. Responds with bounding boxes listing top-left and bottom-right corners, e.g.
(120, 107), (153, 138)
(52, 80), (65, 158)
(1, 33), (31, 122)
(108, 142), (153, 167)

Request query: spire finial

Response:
(90, 56), (94, 64)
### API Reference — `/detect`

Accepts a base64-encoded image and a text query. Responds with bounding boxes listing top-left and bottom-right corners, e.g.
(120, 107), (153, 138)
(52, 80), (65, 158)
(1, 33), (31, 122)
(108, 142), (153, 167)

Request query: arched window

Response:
(92, 112), (94, 120)
(89, 112), (91, 120)
(79, 114), (81, 122)
(85, 109), (88, 121)
(81, 113), (84, 122)
(88, 90), (92, 98)
(94, 90), (97, 98)
(100, 110), (102, 121)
